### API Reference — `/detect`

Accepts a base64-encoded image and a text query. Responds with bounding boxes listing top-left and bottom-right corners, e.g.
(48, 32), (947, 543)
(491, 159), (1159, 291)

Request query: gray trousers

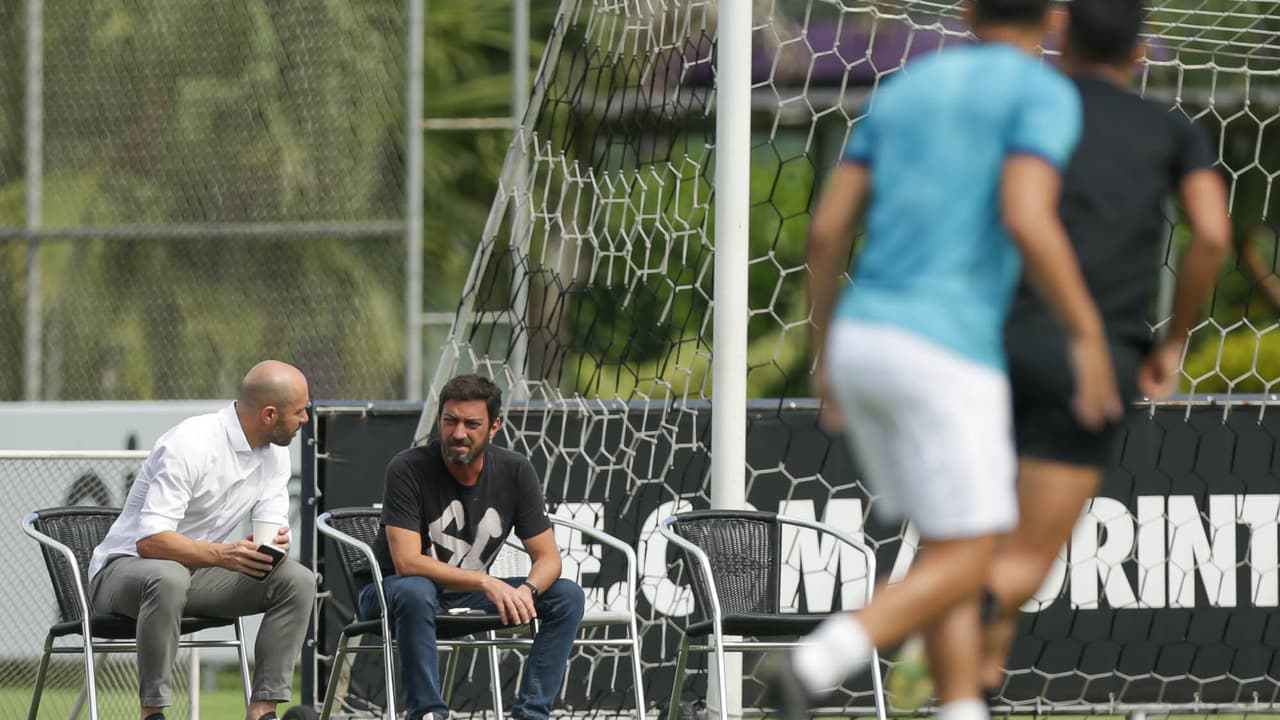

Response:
(89, 555), (315, 707)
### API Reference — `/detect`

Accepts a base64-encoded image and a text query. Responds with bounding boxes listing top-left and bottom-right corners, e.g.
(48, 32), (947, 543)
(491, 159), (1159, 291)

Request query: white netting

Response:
(422, 0), (1280, 715)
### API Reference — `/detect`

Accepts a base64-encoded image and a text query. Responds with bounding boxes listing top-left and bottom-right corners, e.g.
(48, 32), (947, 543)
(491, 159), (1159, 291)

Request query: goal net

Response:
(422, 0), (1279, 716)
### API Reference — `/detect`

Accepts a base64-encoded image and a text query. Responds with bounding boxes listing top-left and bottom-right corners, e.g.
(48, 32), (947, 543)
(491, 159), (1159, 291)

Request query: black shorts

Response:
(1007, 326), (1144, 468)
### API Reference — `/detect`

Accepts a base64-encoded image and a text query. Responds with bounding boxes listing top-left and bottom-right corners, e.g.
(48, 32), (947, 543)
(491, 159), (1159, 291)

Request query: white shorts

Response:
(826, 320), (1017, 539)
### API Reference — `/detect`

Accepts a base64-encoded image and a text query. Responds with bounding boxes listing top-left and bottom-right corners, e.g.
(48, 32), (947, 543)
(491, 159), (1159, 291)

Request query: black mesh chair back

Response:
(668, 509), (781, 617)
(30, 506), (121, 623)
(322, 507), (382, 592)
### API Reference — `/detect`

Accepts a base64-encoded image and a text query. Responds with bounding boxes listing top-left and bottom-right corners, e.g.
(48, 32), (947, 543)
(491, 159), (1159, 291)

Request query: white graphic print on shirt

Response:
(427, 499), (504, 570)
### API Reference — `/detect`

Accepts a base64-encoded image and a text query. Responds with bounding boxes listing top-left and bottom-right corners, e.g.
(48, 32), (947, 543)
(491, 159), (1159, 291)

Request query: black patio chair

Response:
(658, 509), (887, 720)
(22, 506), (251, 720)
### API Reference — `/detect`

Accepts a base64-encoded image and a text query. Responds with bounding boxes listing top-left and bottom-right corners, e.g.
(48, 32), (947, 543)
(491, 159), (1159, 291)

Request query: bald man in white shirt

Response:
(89, 360), (316, 720)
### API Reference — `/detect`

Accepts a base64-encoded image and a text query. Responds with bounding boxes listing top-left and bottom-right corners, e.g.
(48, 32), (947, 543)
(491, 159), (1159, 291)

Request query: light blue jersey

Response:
(838, 43), (1081, 370)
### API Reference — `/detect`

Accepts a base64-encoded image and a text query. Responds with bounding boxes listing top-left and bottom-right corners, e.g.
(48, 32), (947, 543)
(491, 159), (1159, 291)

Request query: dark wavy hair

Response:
(439, 373), (502, 425)
(973, 0), (1053, 26)
(1068, 0), (1146, 64)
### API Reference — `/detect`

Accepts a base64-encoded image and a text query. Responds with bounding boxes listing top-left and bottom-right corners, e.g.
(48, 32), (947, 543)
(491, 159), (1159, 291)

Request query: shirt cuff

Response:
(137, 511), (180, 539)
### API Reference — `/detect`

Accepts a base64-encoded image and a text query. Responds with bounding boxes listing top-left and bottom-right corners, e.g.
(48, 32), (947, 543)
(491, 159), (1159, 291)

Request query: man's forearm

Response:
(806, 233), (848, 360)
(1166, 239), (1226, 342)
(525, 555), (562, 595)
(391, 552), (492, 592)
(1166, 170), (1231, 343)
(136, 530), (226, 569)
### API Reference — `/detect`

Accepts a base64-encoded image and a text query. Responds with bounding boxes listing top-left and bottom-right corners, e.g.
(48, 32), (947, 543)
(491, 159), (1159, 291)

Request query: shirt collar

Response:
(220, 403), (254, 454)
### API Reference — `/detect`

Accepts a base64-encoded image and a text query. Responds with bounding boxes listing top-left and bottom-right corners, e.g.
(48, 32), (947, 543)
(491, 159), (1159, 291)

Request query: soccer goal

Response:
(416, 0), (1280, 717)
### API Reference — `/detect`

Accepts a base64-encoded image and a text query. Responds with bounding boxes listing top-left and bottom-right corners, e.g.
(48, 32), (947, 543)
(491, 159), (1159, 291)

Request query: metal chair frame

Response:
(658, 509), (888, 720)
(316, 508), (646, 720)
(22, 506), (252, 720)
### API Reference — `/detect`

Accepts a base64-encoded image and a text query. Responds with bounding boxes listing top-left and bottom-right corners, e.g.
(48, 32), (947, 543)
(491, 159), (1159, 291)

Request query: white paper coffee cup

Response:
(253, 520), (283, 548)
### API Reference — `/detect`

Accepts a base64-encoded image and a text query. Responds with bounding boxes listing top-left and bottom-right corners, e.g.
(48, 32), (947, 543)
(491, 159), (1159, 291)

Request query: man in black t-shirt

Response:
(359, 374), (585, 720)
(931, 0), (1232, 703)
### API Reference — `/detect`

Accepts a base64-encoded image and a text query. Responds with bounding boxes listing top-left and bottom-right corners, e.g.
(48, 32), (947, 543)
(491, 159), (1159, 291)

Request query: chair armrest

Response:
(550, 514), (640, 618)
(21, 511), (93, 637)
(657, 514), (725, 630)
(316, 512), (391, 629)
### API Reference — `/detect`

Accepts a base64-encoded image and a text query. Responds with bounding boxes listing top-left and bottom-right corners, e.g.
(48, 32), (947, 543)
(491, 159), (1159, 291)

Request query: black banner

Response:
(303, 401), (1280, 711)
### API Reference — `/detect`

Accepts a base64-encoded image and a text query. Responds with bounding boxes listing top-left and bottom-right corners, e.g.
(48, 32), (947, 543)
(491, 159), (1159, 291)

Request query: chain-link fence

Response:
(0, 451), (202, 719)
(1, 0), (413, 402)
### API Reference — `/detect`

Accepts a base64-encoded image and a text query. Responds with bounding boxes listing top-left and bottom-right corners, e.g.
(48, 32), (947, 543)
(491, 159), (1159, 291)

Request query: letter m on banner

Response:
(777, 499), (870, 612)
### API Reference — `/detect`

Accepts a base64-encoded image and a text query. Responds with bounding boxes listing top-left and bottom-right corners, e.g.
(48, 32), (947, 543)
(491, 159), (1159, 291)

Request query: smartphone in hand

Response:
(251, 543), (287, 581)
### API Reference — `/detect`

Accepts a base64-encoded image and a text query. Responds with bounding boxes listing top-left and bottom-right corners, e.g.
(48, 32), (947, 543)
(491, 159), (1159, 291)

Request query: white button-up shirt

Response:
(89, 403), (291, 578)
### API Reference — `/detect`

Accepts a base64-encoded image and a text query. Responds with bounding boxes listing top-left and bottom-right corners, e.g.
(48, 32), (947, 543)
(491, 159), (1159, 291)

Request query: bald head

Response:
(239, 360), (306, 410)
(236, 360), (310, 448)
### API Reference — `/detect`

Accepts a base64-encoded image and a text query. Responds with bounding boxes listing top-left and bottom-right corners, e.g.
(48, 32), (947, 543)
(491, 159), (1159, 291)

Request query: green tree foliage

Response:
(0, 0), (555, 400)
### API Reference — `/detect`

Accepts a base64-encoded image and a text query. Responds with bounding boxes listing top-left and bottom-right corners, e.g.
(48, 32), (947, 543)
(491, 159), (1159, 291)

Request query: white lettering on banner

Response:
(889, 522), (919, 584)
(1137, 495), (1165, 608)
(638, 499), (697, 617)
(1035, 493), (1277, 610)
(553, 502), (628, 614)
(555, 493), (1280, 618)
(1071, 497), (1138, 609)
(1167, 495), (1235, 607)
(1240, 494), (1280, 606)
(776, 499), (869, 612)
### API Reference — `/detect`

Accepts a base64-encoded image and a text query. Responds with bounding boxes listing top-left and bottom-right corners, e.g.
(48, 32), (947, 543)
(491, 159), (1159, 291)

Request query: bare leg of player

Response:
(921, 456), (1100, 696)
(790, 533), (999, 698)
(923, 598), (990, 720)
(978, 458), (1100, 691)
(926, 459), (1098, 708)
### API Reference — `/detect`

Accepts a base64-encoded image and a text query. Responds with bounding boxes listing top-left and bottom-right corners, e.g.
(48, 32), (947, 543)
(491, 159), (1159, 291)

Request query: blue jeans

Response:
(358, 575), (585, 720)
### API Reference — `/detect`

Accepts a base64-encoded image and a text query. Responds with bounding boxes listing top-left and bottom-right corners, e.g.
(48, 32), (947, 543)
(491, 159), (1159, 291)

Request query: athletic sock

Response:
(937, 698), (990, 720)
(791, 612), (872, 695)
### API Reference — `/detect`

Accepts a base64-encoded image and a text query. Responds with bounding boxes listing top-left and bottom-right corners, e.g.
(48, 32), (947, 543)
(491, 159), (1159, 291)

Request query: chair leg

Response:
(869, 647), (888, 720)
(319, 634), (351, 720)
(709, 630), (729, 720)
(26, 635), (53, 720)
(441, 646), (460, 705)
(82, 636), (100, 720)
(486, 631), (504, 719)
(235, 617), (252, 707)
(666, 635), (690, 720)
(627, 624), (646, 720)
(382, 635), (398, 719)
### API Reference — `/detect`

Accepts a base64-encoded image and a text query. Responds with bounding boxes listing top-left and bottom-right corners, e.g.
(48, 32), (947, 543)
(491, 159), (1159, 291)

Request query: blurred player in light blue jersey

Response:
(775, 2), (1124, 719)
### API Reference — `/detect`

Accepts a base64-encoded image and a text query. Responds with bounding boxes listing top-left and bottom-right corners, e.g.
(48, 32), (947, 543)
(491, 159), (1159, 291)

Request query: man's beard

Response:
(269, 420), (296, 447)
(445, 439), (483, 465)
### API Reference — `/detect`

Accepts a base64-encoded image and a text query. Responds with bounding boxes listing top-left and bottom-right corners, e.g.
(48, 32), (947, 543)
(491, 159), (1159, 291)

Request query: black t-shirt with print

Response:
(1006, 75), (1216, 351)
(369, 440), (552, 580)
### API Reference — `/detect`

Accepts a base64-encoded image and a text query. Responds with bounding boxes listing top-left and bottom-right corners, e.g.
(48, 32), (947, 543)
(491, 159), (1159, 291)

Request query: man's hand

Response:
(219, 539), (278, 578)
(482, 576), (537, 626)
(1138, 340), (1183, 400)
(251, 525), (291, 555)
(1069, 334), (1125, 430)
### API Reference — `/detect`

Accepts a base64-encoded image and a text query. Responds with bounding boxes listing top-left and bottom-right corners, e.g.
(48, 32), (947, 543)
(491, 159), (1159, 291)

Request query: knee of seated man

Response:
(271, 560), (317, 605)
(142, 561), (193, 606)
(545, 578), (586, 620)
(387, 575), (442, 615)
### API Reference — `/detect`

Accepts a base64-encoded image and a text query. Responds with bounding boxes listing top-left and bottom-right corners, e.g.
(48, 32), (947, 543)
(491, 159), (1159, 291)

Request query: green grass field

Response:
(2, 666), (303, 719)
